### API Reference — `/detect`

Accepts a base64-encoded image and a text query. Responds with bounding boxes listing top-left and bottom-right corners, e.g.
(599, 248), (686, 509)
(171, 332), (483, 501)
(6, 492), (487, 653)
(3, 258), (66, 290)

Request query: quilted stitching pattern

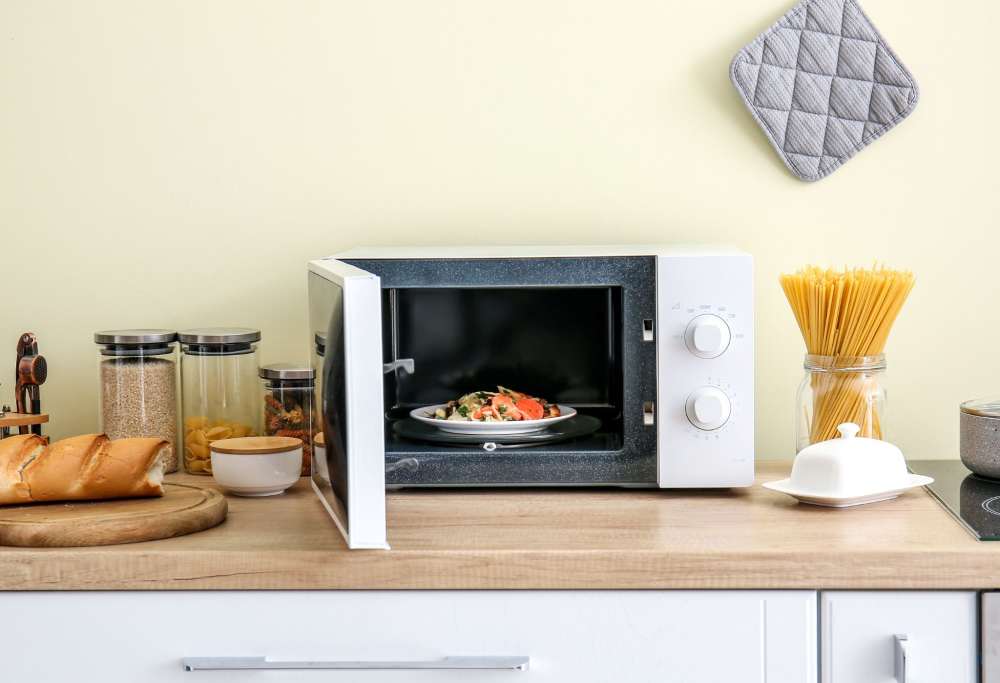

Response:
(730, 0), (919, 181)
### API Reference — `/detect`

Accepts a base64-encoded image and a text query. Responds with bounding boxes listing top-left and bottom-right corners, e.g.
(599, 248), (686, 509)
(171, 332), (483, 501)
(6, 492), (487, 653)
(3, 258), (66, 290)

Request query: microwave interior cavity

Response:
(344, 256), (658, 487)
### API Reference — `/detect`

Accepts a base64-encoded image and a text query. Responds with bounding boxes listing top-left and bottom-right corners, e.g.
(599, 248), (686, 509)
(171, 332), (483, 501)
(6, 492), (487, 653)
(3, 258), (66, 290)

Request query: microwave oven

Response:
(307, 246), (753, 548)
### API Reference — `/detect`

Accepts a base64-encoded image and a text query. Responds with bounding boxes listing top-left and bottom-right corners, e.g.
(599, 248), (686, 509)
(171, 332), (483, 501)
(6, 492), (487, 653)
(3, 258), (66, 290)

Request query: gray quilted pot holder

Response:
(730, 0), (919, 182)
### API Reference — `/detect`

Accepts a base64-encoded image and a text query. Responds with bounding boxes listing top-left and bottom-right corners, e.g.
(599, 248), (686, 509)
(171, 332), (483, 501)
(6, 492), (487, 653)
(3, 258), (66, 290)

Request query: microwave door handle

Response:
(182, 656), (529, 672)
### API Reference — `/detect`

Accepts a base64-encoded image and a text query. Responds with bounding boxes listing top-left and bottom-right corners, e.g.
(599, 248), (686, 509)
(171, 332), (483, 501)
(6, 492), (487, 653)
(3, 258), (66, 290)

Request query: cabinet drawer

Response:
(0, 590), (815, 683)
(821, 591), (977, 683)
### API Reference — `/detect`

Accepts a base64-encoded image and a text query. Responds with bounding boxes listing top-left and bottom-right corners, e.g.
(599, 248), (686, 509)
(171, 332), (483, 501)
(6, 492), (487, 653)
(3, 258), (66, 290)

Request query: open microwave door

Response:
(308, 258), (388, 549)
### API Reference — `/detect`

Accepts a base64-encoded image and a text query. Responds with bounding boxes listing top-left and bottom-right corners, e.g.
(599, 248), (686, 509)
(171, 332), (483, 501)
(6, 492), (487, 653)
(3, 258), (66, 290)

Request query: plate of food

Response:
(411, 386), (576, 435)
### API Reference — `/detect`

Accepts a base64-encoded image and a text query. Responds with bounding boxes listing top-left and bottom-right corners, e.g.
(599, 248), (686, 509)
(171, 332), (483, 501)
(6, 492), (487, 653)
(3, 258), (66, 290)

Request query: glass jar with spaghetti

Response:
(795, 354), (887, 453)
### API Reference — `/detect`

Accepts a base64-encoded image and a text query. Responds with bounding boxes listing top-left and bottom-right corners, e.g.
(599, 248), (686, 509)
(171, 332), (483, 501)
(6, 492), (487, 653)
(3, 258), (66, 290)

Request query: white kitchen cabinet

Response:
(0, 590), (816, 683)
(820, 591), (977, 683)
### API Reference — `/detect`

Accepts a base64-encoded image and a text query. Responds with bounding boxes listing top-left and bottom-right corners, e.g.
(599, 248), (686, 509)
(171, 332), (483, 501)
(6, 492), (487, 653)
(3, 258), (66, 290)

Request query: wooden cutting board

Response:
(0, 483), (227, 547)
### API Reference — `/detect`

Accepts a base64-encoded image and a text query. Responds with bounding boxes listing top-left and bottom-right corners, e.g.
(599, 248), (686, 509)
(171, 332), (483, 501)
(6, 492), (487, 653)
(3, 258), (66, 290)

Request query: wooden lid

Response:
(211, 436), (302, 455)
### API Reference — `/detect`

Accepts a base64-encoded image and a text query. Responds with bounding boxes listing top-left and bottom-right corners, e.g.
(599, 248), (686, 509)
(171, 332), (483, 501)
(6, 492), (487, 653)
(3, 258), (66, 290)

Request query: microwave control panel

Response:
(656, 252), (754, 487)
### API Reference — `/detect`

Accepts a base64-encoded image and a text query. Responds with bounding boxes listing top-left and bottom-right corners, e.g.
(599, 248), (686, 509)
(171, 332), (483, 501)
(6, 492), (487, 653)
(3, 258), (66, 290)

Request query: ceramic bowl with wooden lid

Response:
(210, 436), (303, 497)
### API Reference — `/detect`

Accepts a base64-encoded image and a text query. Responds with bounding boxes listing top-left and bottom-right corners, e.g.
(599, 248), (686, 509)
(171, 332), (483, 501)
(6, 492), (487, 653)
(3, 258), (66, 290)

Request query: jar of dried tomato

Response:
(259, 363), (316, 476)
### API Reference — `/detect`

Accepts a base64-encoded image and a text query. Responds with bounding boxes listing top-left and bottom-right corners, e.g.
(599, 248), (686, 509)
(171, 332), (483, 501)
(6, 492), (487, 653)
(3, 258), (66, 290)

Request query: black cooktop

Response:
(909, 460), (1000, 541)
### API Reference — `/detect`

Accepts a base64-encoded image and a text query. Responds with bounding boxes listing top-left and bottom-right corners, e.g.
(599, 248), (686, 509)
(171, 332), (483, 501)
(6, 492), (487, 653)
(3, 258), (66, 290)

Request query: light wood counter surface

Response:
(0, 461), (996, 591)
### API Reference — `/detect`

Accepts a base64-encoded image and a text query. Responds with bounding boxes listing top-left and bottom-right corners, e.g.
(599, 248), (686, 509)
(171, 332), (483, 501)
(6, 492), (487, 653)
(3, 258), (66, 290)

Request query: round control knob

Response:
(684, 314), (732, 359)
(685, 387), (732, 431)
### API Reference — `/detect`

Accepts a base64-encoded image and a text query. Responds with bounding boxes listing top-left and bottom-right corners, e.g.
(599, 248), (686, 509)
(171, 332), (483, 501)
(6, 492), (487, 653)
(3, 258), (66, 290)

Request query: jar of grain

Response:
(179, 328), (262, 475)
(95, 329), (180, 473)
(260, 363), (316, 476)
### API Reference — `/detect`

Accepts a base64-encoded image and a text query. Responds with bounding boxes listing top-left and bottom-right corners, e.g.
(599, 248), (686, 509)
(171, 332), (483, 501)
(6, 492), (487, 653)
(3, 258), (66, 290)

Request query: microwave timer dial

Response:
(684, 314), (731, 359)
(685, 386), (732, 431)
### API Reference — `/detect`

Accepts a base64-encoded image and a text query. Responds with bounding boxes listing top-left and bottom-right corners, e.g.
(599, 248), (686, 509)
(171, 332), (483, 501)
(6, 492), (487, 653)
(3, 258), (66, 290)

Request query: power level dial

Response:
(685, 387), (732, 431)
(684, 314), (732, 359)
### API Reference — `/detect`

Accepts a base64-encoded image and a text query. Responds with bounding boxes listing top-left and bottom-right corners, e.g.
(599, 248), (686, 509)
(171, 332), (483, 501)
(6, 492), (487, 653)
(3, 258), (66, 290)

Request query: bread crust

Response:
(1, 434), (166, 505)
(82, 437), (166, 499)
(0, 435), (46, 505)
(24, 434), (105, 501)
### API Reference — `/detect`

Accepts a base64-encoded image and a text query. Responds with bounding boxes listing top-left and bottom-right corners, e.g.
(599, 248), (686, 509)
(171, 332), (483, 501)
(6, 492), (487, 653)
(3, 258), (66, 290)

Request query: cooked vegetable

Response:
(431, 386), (561, 422)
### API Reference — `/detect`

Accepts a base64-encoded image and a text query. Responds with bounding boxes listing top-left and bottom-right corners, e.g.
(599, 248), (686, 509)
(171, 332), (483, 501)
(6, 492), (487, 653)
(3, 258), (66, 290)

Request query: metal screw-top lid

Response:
(94, 329), (178, 345)
(961, 398), (1000, 418)
(259, 362), (315, 381)
(178, 327), (261, 345)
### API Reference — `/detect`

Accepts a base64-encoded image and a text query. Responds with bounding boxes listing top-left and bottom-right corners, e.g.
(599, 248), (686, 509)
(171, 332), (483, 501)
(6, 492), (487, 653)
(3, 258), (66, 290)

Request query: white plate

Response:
(410, 404), (577, 435)
(762, 474), (934, 508)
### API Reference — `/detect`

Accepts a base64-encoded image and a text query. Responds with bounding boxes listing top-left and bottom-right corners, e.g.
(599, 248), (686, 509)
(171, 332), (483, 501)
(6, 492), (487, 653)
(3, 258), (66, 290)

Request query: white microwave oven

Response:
(307, 245), (754, 548)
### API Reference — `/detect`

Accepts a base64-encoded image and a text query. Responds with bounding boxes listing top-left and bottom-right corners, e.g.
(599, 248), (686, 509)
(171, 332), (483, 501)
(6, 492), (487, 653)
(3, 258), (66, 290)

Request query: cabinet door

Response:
(821, 591), (977, 683)
(0, 590), (816, 683)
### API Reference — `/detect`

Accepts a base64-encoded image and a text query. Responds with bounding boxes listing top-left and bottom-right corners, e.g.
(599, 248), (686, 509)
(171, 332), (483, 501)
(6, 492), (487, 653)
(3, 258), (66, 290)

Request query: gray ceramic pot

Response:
(960, 399), (1000, 480)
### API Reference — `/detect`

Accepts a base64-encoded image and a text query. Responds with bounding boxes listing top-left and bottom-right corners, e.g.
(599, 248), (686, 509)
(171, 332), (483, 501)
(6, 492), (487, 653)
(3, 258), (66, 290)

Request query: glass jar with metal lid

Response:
(95, 329), (180, 472)
(260, 363), (316, 476)
(795, 353), (887, 453)
(179, 327), (261, 475)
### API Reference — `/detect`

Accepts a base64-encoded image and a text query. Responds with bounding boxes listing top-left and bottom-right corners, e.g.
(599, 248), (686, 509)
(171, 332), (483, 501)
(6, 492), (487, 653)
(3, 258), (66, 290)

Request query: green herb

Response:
(458, 405), (469, 417)
(498, 405), (507, 414)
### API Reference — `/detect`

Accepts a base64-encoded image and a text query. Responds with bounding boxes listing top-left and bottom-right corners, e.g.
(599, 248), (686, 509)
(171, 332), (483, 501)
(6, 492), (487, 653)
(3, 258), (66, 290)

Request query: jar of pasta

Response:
(796, 354), (887, 453)
(259, 363), (316, 476)
(179, 328), (262, 474)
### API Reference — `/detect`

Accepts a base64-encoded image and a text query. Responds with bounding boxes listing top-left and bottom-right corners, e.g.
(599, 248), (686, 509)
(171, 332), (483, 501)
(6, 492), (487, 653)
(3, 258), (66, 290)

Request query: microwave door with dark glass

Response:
(307, 259), (388, 550)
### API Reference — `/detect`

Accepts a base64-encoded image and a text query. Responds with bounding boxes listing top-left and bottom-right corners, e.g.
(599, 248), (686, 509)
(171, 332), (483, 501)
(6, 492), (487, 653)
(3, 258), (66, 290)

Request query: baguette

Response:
(0, 433), (166, 506)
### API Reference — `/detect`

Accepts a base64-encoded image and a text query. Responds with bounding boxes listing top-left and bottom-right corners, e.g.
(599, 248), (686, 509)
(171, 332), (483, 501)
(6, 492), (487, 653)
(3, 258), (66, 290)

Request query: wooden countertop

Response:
(1, 462), (997, 591)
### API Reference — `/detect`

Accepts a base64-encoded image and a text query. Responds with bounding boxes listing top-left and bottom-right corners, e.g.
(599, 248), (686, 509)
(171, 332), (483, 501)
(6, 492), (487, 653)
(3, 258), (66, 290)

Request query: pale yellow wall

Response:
(1, 1), (995, 460)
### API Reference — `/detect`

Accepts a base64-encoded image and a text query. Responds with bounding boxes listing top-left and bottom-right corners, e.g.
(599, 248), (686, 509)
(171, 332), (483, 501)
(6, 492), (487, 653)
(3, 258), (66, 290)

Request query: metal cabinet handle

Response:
(894, 634), (909, 683)
(183, 656), (529, 672)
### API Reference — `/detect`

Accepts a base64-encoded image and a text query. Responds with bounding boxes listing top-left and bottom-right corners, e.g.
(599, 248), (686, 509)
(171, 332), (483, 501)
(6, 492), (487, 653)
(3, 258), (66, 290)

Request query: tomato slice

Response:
(491, 394), (523, 420)
(514, 397), (545, 420)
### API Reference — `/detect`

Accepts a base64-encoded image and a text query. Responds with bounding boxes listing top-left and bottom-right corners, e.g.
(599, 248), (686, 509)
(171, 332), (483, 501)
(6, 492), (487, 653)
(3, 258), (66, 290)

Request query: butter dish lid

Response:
(961, 398), (1000, 418)
(772, 423), (913, 498)
(763, 423), (933, 506)
(796, 422), (900, 461)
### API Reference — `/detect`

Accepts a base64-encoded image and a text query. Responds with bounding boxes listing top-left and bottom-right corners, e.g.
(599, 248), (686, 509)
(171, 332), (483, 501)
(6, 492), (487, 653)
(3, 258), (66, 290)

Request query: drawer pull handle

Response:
(182, 656), (529, 672)
(894, 634), (909, 683)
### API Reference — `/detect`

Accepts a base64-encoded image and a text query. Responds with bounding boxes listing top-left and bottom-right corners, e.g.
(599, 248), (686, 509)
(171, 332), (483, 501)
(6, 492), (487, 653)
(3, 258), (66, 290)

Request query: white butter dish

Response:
(763, 423), (933, 508)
